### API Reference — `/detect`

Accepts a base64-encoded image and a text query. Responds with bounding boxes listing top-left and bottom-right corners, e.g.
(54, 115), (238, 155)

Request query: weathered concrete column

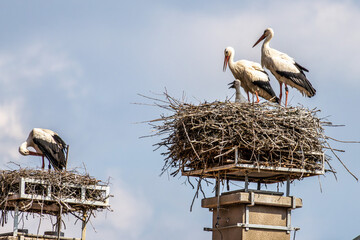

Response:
(202, 191), (302, 240)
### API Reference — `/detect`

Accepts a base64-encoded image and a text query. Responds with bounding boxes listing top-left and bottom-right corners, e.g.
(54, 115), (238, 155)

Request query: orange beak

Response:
(223, 55), (229, 72)
(29, 151), (43, 156)
(252, 33), (266, 48)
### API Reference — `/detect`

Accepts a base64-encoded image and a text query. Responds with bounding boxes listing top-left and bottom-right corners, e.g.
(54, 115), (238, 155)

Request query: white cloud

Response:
(0, 100), (26, 164)
(0, 43), (85, 99)
(87, 176), (153, 240)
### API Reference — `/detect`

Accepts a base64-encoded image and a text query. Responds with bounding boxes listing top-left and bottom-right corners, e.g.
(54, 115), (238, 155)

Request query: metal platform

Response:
(0, 231), (80, 240)
(5, 177), (110, 213)
(182, 149), (325, 183)
(2, 176), (110, 240)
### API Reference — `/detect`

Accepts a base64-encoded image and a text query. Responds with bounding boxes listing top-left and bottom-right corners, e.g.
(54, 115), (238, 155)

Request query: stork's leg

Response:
(279, 82), (283, 104)
(41, 156), (45, 170)
(247, 92), (250, 102)
(285, 84), (289, 107)
(255, 92), (260, 103)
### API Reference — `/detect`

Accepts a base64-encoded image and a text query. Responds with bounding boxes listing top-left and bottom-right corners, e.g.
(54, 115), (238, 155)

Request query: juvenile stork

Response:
(253, 28), (316, 106)
(223, 47), (279, 104)
(228, 79), (247, 103)
(19, 128), (68, 171)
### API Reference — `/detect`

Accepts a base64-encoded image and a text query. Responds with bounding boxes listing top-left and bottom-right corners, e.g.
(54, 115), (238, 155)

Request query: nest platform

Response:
(0, 169), (110, 216)
(0, 169), (110, 239)
(182, 148), (325, 183)
(149, 99), (328, 183)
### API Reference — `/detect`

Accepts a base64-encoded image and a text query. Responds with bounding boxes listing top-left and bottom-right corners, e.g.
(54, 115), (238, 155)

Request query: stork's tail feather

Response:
(32, 138), (66, 171)
(307, 87), (316, 98)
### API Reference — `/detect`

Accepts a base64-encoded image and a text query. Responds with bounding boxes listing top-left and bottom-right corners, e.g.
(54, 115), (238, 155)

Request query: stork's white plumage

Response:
(19, 128), (67, 171)
(228, 79), (247, 103)
(223, 47), (279, 104)
(253, 28), (316, 106)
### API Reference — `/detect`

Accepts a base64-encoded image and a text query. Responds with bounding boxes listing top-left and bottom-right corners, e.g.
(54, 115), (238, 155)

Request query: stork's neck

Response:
(19, 141), (29, 155)
(262, 33), (273, 51)
(228, 52), (235, 71)
(261, 34), (273, 68)
(235, 89), (241, 102)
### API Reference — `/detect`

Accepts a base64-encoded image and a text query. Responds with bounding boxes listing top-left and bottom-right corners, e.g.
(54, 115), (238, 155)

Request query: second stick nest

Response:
(150, 99), (327, 176)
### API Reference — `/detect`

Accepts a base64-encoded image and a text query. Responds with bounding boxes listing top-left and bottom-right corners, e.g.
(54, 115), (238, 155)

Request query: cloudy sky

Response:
(1, 0), (360, 239)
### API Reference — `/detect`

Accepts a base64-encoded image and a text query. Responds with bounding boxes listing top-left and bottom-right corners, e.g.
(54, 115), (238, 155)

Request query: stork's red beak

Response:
(223, 55), (229, 72)
(29, 151), (43, 156)
(253, 33), (266, 48)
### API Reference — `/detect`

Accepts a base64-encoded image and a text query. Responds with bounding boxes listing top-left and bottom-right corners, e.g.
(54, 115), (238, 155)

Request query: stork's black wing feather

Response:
(294, 62), (309, 73)
(33, 138), (66, 171)
(276, 70), (316, 97)
(252, 80), (280, 104)
(52, 134), (67, 148)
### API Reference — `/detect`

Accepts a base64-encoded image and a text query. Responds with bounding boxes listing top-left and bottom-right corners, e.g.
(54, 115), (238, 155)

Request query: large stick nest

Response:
(144, 93), (357, 181)
(0, 168), (110, 226)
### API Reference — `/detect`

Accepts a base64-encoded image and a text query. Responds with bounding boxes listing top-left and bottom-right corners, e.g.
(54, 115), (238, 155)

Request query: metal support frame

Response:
(286, 209), (291, 233)
(215, 179), (220, 197)
(18, 177), (110, 207)
(65, 145), (70, 171)
(235, 147), (239, 164)
(244, 192), (255, 231)
(56, 204), (63, 239)
(245, 205), (249, 231)
(13, 206), (19, 237)
(205, 223), (299, 232)
(4, 176), (110, 240)
(56, 216), (62, 238)
(244, 173), (249, 192)
(81, 210), (87, 240)
(286, 176), (290, 197)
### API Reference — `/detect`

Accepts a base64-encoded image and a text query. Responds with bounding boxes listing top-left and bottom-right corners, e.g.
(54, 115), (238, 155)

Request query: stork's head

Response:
(223, 47), (234, 72)
(228, 79), (241, 89)
(19, 141), (29, 155)
(253, 28), (274, 48)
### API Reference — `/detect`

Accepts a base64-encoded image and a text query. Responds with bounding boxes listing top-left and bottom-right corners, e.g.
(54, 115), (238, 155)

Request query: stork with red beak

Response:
(223, 46), (279, 104)
(253, 28), (316, 106)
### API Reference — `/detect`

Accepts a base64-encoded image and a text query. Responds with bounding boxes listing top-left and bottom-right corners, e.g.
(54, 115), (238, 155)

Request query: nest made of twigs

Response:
(143, 93), (358, 181)
(0, 169), (110, 217)
(152, 100), (325, 173)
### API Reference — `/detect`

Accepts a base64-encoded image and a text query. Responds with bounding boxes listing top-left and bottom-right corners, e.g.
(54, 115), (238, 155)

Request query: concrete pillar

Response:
(202, 191), (302, 240)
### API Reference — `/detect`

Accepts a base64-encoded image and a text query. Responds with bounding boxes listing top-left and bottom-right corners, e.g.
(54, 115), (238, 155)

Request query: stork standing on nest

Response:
(223, 46), (279, 104)
(19, 128), (68, 171)
(252, 28), (316, 106)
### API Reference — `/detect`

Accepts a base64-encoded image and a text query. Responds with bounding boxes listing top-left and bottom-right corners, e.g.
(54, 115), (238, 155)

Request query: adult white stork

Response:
(19, 128), (68, 171)
(223, 47), (279, 104)
(228, 79), (247, 103)
(252, 28), (316, 106)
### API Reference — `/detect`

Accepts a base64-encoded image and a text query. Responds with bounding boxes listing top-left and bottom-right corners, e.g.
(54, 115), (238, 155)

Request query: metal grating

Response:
(17, 177), (110, 207)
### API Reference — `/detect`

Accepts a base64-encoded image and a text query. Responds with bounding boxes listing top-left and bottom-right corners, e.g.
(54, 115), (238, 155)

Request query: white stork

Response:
(223, 47), (279, 104)
(228, 79), (247, 103)
(19, 128), (68, 171)
(252, 28), (316, 106)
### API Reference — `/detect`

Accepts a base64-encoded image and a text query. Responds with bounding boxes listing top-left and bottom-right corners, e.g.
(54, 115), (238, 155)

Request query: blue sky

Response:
(0, 1), (360, 239)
